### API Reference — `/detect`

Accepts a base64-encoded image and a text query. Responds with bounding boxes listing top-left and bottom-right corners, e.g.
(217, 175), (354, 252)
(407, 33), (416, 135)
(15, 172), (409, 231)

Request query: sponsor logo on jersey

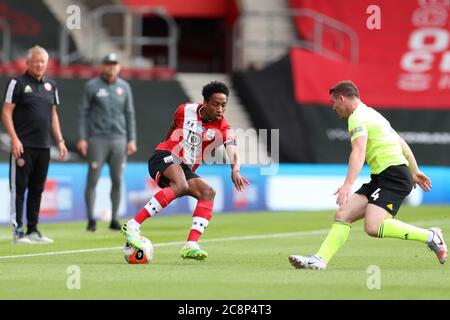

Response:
(96, 88), (108, 97)
(163, 155), (173, 163)
(350, 126), (364, 137)
(24, 85), (33, 93)
(185, 120), (195, 129)
(188, 133), (202, 146)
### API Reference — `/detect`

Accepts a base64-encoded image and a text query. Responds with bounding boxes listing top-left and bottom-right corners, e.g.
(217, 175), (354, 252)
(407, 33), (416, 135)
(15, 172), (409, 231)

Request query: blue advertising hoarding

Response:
(0, 163), (449, 224)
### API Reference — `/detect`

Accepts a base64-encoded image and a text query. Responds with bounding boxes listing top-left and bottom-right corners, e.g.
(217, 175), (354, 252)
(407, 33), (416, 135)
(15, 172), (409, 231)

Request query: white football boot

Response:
(289, 255), (327, 270)
(13, 233), (33, 244)
(13, 227), (34, 244)
(26, 231), (54, 244)
(427, 227), (448, 264)
(120, 220), (144, 249)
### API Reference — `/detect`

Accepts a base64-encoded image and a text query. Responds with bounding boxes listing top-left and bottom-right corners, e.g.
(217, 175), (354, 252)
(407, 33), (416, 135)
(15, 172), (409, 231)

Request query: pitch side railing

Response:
(232, 8), (359, 71)
(59, 4), (178, 68)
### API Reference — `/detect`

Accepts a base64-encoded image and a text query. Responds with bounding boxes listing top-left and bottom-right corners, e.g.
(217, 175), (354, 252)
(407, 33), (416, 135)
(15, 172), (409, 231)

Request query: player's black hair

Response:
(202, 81), (229, 102)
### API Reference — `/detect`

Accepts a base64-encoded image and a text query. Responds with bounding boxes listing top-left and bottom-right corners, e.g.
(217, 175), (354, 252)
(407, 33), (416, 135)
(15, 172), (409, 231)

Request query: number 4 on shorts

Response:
(371, 188), (381, 201)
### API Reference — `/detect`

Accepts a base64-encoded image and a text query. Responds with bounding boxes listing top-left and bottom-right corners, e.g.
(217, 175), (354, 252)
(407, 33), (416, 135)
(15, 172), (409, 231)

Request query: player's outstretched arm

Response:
(398, 136), (432, 192)
(225, 143), (249, 192)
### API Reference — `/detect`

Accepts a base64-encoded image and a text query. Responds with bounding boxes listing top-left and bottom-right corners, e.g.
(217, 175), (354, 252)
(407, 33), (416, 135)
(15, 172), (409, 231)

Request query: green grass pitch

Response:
(0, 206), (449, 300)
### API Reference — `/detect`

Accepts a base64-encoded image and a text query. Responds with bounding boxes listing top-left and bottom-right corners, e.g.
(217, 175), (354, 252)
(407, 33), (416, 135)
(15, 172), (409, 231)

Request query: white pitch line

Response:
(0, 229), (330, 260)
(0, 217), (447, 260)
(0, 246), (123, 259)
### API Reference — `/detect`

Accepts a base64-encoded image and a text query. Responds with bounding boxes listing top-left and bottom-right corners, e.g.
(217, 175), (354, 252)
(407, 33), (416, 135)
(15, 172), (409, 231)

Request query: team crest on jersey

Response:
(116, 87), (124, 96)
(204, 128), (216, 141)
(44, 82), (52, 91)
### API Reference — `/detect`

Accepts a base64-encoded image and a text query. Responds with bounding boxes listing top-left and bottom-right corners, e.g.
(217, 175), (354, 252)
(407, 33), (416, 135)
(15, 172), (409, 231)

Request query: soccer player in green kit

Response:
(289, 80), (448, 270)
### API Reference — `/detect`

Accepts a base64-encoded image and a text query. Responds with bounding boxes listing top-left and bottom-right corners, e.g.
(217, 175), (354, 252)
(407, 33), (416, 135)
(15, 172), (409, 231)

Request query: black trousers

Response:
(9, 148), (50, 233)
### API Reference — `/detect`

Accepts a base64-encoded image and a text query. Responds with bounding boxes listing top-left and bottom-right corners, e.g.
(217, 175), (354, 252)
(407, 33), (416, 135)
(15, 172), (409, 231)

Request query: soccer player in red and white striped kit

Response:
(121, 81), (249, 260)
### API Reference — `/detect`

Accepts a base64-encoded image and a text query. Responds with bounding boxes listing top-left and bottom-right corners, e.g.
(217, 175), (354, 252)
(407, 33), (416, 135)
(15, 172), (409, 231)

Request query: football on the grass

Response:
(123, 237), (154, 264)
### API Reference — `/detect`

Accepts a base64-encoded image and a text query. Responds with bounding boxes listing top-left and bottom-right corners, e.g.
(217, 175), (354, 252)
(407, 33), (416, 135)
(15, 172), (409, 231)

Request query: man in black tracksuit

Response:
(1, 46), (67, 244)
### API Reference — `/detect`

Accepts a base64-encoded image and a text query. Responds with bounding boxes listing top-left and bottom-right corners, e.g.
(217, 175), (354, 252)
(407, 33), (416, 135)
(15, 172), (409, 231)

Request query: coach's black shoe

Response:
(109, 219), (121, 231)
(86, 219), (97, 232)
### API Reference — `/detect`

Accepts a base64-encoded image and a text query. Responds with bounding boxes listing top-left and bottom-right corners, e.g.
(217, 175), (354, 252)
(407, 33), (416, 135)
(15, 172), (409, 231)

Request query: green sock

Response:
(378, 218), (430, 243)
(316, 221), (352, 263)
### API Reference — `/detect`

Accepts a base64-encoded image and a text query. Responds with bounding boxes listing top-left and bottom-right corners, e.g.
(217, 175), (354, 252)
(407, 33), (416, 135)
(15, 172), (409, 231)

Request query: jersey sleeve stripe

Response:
(5, 79), (17, 103)
(55, 88), (60, 105)
(224, 139), (236, 145)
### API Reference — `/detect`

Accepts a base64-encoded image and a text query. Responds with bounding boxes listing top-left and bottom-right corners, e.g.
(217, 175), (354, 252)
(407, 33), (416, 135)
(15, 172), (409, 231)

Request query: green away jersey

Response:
(348, 103), (408, 174)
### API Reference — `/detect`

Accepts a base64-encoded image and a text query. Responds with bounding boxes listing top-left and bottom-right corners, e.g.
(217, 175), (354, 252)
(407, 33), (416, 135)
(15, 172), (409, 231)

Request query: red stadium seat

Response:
(119, 67), (133, 80)
(152, 67), (175, 80)
(0, 62), (20, 77)
(131, 68), (155, 80)
(45, 59), (59, 78)
(73, 64), (100, 78)
(47, 58), (59, 69)
(56, 65), (76, 78)
(13, 58), (27, 74)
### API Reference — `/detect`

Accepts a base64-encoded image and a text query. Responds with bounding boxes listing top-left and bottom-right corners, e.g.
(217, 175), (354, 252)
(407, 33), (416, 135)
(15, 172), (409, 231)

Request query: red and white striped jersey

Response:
(155, 103), (235, 171)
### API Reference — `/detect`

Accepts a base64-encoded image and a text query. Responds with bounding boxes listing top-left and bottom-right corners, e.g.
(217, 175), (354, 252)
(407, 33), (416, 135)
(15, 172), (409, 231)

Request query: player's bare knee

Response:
(364, 222), (379, 237)
(334, 207), (352, 224)
(200, 186), (216, 200)
(172, 181), (189, 196)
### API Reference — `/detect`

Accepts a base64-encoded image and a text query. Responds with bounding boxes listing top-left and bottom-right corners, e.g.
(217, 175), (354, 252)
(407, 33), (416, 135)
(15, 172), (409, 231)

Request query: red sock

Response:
(134, 187), (176, 224)
(187, 200), (214, 242)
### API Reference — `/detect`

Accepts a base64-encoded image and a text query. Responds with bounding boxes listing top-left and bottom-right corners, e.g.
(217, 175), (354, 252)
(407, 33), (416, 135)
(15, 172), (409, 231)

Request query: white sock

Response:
(427, 230), (434, 243)
(128, 219), (140, 229)
(186, 241), (198, 248)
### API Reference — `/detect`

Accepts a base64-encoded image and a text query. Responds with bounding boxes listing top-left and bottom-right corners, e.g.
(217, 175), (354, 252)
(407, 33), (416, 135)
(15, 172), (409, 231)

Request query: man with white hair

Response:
(1, 45), (67, 244)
